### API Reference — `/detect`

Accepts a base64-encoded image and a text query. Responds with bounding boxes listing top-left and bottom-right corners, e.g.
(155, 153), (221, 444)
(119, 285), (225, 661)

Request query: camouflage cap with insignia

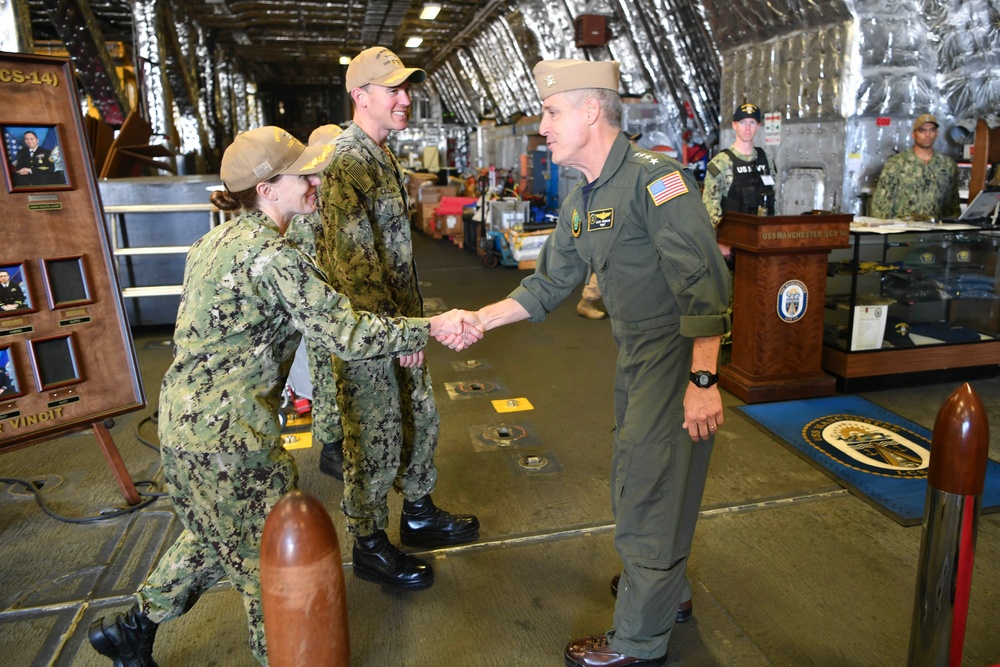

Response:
(913, 113), (939, 130)
(221, 126), (335, 192)
(532, 59), (620, 101)
(346, 46), (426, 92)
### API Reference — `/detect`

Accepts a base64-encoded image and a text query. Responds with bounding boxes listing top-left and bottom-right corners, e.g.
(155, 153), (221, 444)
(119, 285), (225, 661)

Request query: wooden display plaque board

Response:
(0, 54), (145, 495)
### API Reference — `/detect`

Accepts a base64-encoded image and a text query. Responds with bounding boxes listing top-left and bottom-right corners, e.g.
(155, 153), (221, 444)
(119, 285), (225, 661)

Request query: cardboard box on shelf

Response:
(420, 203), (439, 234)
(405, 172), (437, 201)
(418, 184), (458, 203)
(435, 213), (462, 235)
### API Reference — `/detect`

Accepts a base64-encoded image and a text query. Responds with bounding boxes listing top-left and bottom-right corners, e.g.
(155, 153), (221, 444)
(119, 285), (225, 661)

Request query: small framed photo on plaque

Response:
(0, 262), (36, 316)
(0, 346), (24, 399)
(1, 124), (71, 192)
(29, 333), (82, 391)
(40, 255), (92, 309)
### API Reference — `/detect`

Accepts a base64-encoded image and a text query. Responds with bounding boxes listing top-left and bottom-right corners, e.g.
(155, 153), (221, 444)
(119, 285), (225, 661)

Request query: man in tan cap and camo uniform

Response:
(871, 113), (960, 220)
(468, 59), (730, 666)
(313, 47), (480, 591)
(285, 123), (348, 481)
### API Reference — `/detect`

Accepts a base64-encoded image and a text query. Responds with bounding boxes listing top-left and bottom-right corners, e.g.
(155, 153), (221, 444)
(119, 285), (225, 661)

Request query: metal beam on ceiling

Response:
(40, 0), (129, 126)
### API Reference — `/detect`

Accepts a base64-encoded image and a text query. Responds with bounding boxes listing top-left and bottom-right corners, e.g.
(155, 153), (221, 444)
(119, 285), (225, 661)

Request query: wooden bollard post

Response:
(907, 383), (989, 667)
(261, 489), (349, 666)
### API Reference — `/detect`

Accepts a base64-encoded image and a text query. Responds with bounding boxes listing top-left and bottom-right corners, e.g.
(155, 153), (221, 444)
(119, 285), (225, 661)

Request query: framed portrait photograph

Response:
(40, 255), (92, 309)
(28, 333), (82, 391)
(0, 262), (36, 317)
(1, 123), (71, 192)
(0, 346), (25, 400)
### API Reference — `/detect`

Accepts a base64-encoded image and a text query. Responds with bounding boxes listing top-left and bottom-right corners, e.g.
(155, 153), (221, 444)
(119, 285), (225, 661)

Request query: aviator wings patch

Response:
(588, 208), (614, 231)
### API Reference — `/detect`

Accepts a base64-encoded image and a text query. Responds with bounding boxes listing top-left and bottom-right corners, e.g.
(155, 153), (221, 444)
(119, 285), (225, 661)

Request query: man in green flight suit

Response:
(471, 60), (730, 667)
(314, 47), (480, 591)
(870, 113), (960, 220)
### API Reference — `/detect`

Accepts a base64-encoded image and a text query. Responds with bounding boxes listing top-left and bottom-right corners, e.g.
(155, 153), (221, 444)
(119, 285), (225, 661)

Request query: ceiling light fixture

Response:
(419, 3), (442, 20)
(339, 56), (351, 65)
(405, 37), (424, 48)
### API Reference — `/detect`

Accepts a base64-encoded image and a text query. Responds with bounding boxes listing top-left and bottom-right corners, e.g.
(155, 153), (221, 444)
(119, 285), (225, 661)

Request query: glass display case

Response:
(822, 225), (1000, 386)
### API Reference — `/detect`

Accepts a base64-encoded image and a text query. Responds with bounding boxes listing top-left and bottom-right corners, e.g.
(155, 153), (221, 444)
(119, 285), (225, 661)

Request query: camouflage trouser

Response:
(137, 446), (298, 666)
(304, 340), (344, 446)
(334, 356), (439, 537)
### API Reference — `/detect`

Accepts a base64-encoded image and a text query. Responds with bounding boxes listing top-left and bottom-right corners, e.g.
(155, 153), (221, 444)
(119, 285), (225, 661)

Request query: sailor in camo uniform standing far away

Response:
(701, 102), (777, 258)
(87, 126), (482, 667)
(870, 113), (960, 220)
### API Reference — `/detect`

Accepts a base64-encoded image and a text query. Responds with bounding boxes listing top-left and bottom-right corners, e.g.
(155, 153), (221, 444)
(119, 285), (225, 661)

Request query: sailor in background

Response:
(701, 102), (777, 257)
(870, 113), (960, 220)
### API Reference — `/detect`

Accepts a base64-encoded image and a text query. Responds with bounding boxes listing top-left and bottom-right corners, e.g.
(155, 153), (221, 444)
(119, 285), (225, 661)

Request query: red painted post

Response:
(907, 383), (989, 667)
(261, 489), (350, 667)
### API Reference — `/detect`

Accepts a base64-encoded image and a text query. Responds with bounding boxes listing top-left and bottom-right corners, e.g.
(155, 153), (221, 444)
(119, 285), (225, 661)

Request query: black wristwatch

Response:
(690, 370), (718, 388)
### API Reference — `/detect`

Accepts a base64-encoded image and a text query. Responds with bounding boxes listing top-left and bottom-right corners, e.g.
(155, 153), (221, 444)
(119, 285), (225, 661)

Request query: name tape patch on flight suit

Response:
(588, 208), (614, 231)
(647, 171), (688, 206)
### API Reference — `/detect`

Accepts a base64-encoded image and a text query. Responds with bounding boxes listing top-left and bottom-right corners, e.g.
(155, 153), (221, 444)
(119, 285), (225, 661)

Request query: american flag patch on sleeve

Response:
(646, 171), (688, 206)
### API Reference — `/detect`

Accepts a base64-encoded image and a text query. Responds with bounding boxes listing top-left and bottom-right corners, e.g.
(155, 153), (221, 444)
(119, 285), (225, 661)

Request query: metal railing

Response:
(103, 203), (228, 298)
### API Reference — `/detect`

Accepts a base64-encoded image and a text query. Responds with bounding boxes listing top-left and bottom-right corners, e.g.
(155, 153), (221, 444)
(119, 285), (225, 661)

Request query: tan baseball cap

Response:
(308, 124), (344, 146)
(532, 59), (620, 101)
(221, 126), (336, 192)
(913, 113), (939, 130)
(345, 47), (426, 92)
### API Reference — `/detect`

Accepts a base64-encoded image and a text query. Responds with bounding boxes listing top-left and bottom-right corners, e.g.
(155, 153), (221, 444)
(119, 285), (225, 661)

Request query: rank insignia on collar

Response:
(572, 209), (582, 237)
(588, 208), (614, 231)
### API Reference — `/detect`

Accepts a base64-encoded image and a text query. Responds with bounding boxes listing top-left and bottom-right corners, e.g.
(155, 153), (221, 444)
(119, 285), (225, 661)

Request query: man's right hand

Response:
(429, 309), (485, 351)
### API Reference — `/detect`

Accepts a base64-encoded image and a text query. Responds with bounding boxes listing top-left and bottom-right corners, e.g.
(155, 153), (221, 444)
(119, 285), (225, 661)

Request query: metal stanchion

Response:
(261, 489), (350, 667)
(907, 383), (989, 667)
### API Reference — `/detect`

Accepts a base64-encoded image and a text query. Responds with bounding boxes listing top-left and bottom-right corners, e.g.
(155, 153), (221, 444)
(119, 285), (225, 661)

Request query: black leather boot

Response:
(318, 439), (344, 481)
(352, 530), (434, 589)
(400, 494), (480, 547)
(88, 603), (159, 667)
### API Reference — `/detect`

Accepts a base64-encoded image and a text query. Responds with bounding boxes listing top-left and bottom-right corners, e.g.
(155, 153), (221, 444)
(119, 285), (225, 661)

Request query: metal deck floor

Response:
(2, 232), (999, 666)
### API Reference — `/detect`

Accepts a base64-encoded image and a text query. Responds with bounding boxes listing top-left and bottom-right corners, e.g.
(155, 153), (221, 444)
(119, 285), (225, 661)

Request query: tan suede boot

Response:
(576, 298), (606, 319)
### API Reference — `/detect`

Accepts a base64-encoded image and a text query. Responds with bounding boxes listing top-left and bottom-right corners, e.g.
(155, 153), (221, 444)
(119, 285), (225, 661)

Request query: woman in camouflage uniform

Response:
(88, 126), (479, 667)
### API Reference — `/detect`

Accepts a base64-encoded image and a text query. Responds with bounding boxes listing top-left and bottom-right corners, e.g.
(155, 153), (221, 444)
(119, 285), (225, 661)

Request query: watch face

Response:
(692, 371), (716, 387)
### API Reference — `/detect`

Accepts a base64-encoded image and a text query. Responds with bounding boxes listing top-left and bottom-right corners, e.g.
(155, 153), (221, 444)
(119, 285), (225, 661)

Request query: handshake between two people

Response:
(398, 309), (485, 368)
(430, 309), (484, 351)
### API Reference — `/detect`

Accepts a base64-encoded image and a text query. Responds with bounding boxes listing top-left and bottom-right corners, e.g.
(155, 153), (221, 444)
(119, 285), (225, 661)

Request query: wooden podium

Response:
(717, 212), (853, 403)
